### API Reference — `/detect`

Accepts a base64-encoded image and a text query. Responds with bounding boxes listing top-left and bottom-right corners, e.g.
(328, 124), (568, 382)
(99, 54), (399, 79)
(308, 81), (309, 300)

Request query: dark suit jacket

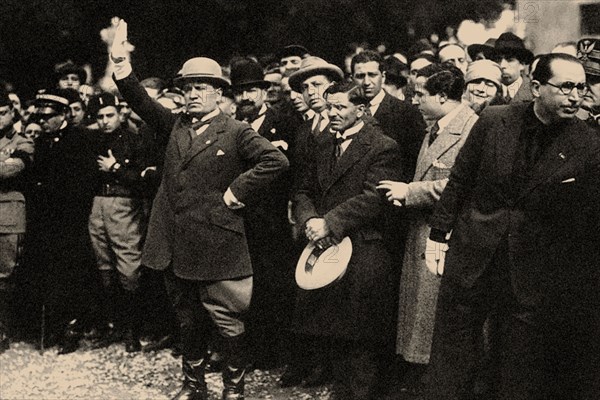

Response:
(430, 102), (600, 308)
(292, 122), (403, 343)
(371, 92), (426, 181)
(508, 75), (534, 104)
(115, 73), (289, 281)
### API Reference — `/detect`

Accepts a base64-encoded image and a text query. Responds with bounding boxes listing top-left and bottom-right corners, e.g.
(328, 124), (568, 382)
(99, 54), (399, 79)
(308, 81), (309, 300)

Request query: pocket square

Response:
(216, 149), (225, 156)
(561, 178), (575, 183)
(432, 159), (449, 169)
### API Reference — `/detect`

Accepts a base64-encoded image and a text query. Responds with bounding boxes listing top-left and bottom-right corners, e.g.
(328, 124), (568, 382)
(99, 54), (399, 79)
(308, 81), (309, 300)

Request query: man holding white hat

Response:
(110, 19), (289, 400)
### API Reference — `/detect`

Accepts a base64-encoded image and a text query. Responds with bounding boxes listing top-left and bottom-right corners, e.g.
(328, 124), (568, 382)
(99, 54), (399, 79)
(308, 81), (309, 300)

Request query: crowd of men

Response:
(1, 17), (599, 400)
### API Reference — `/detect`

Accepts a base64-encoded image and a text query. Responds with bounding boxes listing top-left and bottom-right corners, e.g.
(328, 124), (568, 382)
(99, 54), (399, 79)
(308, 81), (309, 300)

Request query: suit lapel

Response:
(257, 109), (275, 137)
(174, 117), (192, 158)
(512, 76), (533, 103)
(181, 113), (226, 168)
(372, 92), (391, 119)
(321, 125), (372, 192)
(416, 105), (474, 181)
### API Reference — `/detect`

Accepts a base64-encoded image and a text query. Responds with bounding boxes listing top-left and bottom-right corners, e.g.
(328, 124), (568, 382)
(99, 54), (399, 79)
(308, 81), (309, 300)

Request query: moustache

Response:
(238, 100), (256, 108)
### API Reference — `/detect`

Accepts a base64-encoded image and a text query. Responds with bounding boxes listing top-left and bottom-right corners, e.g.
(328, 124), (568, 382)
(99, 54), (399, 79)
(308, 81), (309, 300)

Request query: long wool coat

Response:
(396, 104), (478, 363)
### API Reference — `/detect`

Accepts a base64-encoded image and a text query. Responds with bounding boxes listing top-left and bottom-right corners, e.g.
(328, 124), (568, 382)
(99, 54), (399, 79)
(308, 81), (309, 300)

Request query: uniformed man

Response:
(577, 38), (600, 128)
(25, 88), (98, 354)
(0, 88), (34, 353)
(86, 92), (152, 353)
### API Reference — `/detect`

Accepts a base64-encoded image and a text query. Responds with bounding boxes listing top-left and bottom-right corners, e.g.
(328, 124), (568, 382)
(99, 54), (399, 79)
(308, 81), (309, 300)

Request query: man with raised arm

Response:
(110, 20), (289, 400)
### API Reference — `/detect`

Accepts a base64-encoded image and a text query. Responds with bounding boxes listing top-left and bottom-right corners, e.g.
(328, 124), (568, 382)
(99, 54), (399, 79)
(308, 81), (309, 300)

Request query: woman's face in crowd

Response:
(466, 79), (498, 106)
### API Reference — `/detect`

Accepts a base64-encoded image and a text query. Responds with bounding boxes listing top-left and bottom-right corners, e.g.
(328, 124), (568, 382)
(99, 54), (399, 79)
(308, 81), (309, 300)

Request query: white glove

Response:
(425, 238), (449, 276)
(110, 18), (129, 63)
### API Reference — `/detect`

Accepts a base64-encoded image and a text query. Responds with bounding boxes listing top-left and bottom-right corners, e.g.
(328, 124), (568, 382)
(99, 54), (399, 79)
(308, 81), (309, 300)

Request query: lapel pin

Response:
(206, 140), (211, 144)
(558, 152), (566, 160)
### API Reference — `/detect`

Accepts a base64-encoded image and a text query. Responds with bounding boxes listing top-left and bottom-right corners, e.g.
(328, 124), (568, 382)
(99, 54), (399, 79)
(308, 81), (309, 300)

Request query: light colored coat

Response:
(396, 104), (478, 363)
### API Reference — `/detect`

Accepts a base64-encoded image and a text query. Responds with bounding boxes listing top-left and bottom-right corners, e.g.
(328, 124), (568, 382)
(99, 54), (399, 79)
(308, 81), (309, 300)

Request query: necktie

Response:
(335, 133), (357, 159)
(191, 118), (213, 131)
(428, 122), (440, 146)
(312, 114), (322, 135)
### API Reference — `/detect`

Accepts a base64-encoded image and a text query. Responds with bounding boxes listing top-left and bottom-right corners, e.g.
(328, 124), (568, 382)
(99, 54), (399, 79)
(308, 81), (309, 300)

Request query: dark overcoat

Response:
(115, 74), (289, 281)
(292, 123), (402, 344)
(430, 102), (600, 307)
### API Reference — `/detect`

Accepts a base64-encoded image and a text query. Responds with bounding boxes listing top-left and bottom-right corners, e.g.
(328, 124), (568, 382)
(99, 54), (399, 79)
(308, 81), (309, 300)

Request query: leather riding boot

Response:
(122, 290), (141, 353)
(58, 319), (83, 355)
(0, 279), (15, 354)
(222, 334), (247, 400)
(171, 357), (208, 400)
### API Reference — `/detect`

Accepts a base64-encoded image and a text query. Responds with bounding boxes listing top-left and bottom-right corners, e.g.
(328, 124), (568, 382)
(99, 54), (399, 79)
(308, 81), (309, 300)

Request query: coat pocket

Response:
(210, 201), (246, 234)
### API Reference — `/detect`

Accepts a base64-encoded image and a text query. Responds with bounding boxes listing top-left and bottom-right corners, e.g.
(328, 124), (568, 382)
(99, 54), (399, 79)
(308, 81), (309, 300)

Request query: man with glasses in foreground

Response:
(423, 53), (600, 400)
(110, 19), (288, 400)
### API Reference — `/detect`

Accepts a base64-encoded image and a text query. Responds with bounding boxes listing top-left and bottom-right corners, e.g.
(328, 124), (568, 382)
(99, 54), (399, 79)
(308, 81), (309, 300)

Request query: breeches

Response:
(164, 270), (252, 360)
(88, 196), (145, 290)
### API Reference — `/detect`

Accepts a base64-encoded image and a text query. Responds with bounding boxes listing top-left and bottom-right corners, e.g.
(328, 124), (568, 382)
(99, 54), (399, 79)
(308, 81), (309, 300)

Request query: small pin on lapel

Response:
(206, 140), (211, 144)
(558, 152), (566, 160)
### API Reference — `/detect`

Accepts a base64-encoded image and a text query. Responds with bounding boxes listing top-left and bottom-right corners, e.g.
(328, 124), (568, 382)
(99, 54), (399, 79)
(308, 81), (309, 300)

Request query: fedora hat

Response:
(494, 32), (534, 64)
(173, 57), (230, 89)
(288, 57), (344, 93)
(230, 58), (270, 90)
(467, 38), (498, 61)
(295, 237), (352, 290)
(577, 38), (600, 78)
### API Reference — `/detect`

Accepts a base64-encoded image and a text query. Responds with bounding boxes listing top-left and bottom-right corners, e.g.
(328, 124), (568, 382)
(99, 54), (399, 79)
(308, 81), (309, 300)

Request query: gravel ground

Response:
(0, 341), (335, 400)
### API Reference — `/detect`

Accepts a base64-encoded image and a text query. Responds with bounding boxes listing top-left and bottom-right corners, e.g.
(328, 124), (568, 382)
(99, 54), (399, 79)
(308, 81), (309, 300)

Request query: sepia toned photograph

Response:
(1, 0), (599, 399)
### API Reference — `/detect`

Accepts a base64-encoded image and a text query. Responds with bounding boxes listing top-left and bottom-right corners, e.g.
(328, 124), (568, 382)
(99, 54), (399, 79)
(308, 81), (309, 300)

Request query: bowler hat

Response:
(494, 32), (533, 64)
(54, 61), (87, 85)
(277, 44), (310, 60)
(577, 38), (600, 78)
(288, 57), (344, 93)
(173, 57), (230, 89)
(230, 58), (270, 90)
(467, 38), (498, 61)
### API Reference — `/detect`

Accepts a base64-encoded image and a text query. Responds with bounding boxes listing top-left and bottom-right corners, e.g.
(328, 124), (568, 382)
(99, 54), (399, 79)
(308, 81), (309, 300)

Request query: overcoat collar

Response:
(414, 104), (476, 180)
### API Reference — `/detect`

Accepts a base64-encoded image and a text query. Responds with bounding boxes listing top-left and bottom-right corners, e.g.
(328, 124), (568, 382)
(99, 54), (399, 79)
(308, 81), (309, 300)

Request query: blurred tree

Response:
(1, 0), (513, 99)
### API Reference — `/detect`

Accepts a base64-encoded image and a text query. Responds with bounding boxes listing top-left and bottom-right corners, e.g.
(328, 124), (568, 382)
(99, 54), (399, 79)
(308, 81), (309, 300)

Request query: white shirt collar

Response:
(250, 105), (269, 132)
(503, 75), (523, 99)
(192, 108), (220, 123)
(304, 109), (316, 121)
(369, 90), (386, 115)
(335, 120), (364, 140)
